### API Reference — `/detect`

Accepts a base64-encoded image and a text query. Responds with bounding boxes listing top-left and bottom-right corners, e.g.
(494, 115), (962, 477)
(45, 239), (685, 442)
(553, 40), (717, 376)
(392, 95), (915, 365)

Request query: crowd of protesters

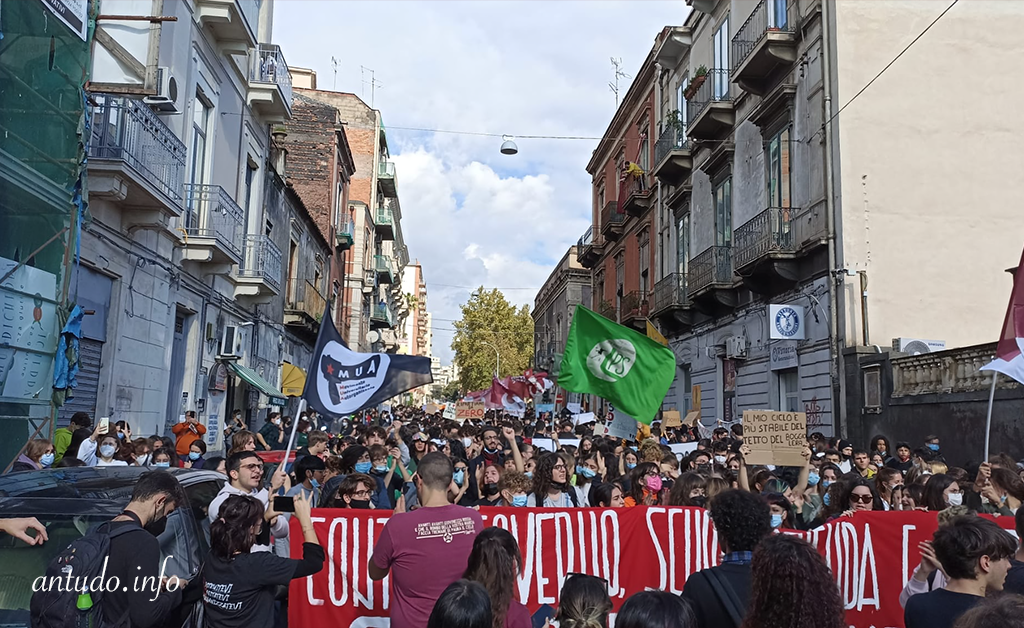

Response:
(8, 403), (1024, 628)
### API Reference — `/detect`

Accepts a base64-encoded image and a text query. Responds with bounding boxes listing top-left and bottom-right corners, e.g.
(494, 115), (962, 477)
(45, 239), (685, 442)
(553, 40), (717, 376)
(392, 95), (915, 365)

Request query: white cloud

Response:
(274, 1), (687, 362)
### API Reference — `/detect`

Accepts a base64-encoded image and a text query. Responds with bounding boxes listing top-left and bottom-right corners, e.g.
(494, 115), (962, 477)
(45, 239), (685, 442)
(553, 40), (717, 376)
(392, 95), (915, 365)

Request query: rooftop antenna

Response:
(331, 56), (340, 90)
(360, 65), (383, 108)
(609, 57), (631, 108)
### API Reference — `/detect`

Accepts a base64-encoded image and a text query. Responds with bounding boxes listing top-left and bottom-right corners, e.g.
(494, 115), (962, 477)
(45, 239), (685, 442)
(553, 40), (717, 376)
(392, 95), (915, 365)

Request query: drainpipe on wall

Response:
(859, 270), (869, 346)
(654, 61), (663, 286)
(821, 0), (845, 438)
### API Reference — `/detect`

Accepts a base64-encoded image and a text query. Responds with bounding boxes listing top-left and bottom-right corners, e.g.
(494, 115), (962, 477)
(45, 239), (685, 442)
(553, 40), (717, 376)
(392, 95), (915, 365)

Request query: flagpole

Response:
(984, 372), (997, 461)
(279, 398), (306, 484)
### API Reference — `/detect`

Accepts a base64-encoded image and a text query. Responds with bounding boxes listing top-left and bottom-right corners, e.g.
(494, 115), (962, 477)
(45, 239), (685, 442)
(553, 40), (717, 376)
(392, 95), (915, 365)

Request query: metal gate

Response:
(57, 338), (103, 426)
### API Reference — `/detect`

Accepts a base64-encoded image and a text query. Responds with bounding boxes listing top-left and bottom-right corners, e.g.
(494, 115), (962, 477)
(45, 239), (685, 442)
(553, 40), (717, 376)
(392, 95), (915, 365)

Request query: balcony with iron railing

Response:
(600, 200), (626, 241)
(375, 204), (395, 240)
(248, 44), (293, 121)
(374, 254), (395, 285)
(596, 299), (617, 320)
(370, 302), (395, 329)
(576, 225), (605, 269)
(652, 273), (691, 318)
(195, 0), (259, 47)
(89, 96), (186, 216)
(689, 245), (735, 296)
(336, 219), (355, 251)
(731, 0), (798, 95)
(652, 125), (693, 185)
(619, 291), (650, 329)
(285, 278), (326, 333)
(235, 234), (282, 296)
(620, 172), (653, 217)
(686, 69), (735, 140)
(182, 184), (245, 265)
(378, 161), (397, 196)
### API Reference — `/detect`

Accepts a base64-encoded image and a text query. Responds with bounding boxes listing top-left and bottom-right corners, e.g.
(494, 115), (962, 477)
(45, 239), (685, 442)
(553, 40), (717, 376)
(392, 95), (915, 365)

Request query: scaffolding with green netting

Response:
(0, 0), (93, 469)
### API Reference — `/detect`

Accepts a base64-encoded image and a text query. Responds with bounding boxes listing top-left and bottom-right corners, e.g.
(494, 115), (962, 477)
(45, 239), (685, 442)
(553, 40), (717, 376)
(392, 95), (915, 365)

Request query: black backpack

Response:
(30, 516), (140, 628)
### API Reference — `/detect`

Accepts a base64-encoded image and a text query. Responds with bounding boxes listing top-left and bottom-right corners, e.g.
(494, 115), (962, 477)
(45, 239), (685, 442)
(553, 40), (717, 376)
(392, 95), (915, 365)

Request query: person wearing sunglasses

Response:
(209, 450), (291, 553)
(831, 477), (880, 520)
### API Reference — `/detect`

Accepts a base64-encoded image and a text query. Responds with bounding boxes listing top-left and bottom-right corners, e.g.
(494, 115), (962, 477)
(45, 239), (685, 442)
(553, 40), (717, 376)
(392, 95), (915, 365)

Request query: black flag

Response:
(301, 306), (433, 416)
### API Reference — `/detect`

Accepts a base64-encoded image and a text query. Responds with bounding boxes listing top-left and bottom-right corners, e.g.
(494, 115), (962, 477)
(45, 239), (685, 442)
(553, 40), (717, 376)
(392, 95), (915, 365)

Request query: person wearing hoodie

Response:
(11, 439), (55, 472)
(53, 412), (90, 465)
(78, 422), (129, 467)
(209, 451), (291, 553)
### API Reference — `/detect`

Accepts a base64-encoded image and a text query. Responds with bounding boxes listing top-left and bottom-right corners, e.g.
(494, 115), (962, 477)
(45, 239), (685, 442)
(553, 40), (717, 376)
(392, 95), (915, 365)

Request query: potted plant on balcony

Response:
(685, 65), (708, 100)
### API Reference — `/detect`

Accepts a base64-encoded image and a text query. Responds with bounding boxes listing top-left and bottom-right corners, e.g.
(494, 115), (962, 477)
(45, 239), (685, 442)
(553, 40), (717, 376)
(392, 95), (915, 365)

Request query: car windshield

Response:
(0, 506), (202, 628)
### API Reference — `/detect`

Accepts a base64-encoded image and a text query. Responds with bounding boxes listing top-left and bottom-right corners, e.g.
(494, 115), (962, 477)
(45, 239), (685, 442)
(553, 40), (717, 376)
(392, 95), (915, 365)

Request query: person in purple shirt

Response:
(370, 452), (484, 628)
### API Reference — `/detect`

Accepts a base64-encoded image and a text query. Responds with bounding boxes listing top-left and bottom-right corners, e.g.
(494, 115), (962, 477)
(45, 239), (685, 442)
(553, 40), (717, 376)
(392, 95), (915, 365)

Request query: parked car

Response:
(0, 466), (227, 628)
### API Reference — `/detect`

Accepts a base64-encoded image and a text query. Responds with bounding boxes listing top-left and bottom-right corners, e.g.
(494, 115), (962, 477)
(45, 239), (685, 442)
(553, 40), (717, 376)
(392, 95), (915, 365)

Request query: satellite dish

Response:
(366, 330), (381, 344)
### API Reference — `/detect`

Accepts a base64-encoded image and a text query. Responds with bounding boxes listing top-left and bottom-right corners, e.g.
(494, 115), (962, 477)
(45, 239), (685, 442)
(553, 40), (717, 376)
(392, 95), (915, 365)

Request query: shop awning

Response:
(281, 362), (307, 397)
(228, 362), (287, 406)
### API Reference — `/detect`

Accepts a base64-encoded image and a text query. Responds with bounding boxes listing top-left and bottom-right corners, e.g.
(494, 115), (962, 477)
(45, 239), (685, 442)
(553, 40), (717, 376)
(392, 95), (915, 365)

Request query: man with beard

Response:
(467, 426), (505, 502)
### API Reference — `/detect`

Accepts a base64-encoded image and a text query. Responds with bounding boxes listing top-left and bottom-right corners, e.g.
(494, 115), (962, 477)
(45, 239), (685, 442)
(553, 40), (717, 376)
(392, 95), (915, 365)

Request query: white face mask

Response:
(714, 455), (726, 465)
(947, 492), (963, 507)
(137, 453), (151, 466)
(462, 437), (473, 448)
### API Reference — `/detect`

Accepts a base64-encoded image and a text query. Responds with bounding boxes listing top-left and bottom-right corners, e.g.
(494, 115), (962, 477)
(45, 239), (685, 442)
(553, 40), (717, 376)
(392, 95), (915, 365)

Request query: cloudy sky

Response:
(274, 1), (687, 363)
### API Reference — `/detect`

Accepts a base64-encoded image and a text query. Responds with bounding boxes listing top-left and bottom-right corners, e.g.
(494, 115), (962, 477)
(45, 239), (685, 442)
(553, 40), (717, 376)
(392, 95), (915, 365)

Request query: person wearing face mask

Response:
(368, 444), (412, 509)
(573, 452), (604, 507)
(527, 452), (580, 507)
(78, 422), (129, 467)
(257, 413), (284, 452)
(876, 467), (904, 511)
(766, 493), (796, 530)
(498, 471), (532, 508)
(474, 463), (505, 507)
(11, 438), (55, 472)
(99, 470), (191, 628)
(922, 474), (964, 511)
(468, 427), (506, 503)
(151, 448), (175, 468)
(209, 451), (291, 553)
(287, 455), (326, 507)
(182, 440), (207, 469)
(887, 441), (915, 475)
(449, 459), (472, 504)
(172, 410), (207, 465)
(202, 493), (324, 628)
(623, 463), (665, 507)
(923, 435), (947, 464)
(331, 474), (377, 509)
(668, 472), (708, 508)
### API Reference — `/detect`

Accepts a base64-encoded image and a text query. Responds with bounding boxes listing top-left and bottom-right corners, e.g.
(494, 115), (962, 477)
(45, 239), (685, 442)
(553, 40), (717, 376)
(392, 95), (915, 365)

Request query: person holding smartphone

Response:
(200, 492), (324, 628)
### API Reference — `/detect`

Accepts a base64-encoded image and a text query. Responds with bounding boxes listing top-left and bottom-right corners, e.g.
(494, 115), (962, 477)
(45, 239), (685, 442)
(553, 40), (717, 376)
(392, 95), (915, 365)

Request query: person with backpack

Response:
(680, 489), (772, 628)
(31, 470), (188, 628)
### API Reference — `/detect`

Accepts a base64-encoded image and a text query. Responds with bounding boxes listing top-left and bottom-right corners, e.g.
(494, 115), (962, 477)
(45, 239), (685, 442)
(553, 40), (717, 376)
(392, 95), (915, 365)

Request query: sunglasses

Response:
(850, 494), (874, 504)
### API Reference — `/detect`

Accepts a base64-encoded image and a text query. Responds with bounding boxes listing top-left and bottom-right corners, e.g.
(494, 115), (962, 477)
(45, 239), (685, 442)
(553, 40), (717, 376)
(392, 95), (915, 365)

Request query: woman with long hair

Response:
(11, 439), (54, 472)
(574, 452), (604, 506)
(830, 476), (882, 520)
(623, 462), (664, 507)
(742, 535), (844, 628)
(921, 473), (962, 512)
(980, 467), (1024, 515)
(476, 463), (506, 507)
(589, 482), (626, 508)
(228, 429), (258, 456)
(667, 472), (707, 508)
(554, 573), (612, 628)
(463, 528), (530, 628)
(527, 452), (578, 507)
(77, 427), (128, 467)
(202, 493), (324, 628)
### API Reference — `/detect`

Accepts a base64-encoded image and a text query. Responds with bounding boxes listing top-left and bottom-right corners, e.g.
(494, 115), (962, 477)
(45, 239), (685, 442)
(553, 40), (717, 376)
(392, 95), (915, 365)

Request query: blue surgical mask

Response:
(823, 492), (831, 506)
(511, 495), (528, 507)
(927, 443), (940, 452)
(117, 432), (125, 440)
(188, 451), (201, 461)
(40, 453), (55, 467)
(374, 464), (388, 473)
(311, 478), (320, 489)
(524, 471), (533, 479)
(99, 444), (116, 459)
(771, 514), (784, 529)
(822, 479), (832, 489)
(626, 462), (637, 470)
(807, 472), (820, 487)
(453, 469), (465, 486)
(355, 461), (372, 474)
(577, 465), (597, 479)
(155, 461), (170, 468)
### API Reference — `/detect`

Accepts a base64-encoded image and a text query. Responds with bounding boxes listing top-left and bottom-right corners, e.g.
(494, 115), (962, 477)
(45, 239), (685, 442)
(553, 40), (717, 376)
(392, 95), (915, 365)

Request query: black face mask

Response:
(349, 499), (371, 510)
(550, 480), (568, 492)
(482, 482), (500, 497)
(145, 505), (169, 537)
(690, 496), (707, 508)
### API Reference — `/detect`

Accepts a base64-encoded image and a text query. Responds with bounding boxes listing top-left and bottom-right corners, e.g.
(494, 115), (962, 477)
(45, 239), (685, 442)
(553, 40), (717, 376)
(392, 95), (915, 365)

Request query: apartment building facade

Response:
(398, 262), (430, 357)
(532, 246), (592, 412)
(73, 0), (313, 450)
(578, 0), (1024, 436)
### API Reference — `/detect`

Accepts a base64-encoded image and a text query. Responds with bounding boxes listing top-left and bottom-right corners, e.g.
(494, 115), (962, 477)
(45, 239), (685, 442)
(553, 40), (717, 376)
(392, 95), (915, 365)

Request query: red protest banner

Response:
(289, 508), (1015, 628)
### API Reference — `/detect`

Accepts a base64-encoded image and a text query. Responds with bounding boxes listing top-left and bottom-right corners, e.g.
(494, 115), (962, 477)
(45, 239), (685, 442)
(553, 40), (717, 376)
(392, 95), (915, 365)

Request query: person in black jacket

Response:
(680, 489), (771, 628)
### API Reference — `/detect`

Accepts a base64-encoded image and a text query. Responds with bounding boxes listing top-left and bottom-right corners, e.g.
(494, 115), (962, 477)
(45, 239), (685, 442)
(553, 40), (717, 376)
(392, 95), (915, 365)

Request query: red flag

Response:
(503, 376), (533, 400)
(982, 246), (1024, 384)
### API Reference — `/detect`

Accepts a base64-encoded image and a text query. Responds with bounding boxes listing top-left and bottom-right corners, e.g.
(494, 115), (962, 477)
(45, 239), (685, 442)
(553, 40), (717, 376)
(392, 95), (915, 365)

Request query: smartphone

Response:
(99, 417), (110, 434)
(274, 496), (295, 513)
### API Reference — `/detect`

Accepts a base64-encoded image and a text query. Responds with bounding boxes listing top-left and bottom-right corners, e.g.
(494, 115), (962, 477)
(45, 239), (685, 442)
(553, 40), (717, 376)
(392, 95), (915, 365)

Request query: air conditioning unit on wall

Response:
(144, 67), (179, 113)
(892, 337), (946, 355)
(220, 326), (244, 358)
(725, 335), (747, 360)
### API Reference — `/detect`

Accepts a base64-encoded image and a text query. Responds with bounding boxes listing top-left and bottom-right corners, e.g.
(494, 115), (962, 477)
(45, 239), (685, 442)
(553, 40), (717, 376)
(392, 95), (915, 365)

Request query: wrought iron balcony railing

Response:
(689, 245), (734, 293)
(687, 69), (732, 123)
(653, 273), (689, 313)
(183, 184), (245, 258)
(251, 44), (292, 107)
(733, 207), (795, 269)
(732, 0), (794, 72)
(238, 234), (283, 291)
(655, 125), (689, 167)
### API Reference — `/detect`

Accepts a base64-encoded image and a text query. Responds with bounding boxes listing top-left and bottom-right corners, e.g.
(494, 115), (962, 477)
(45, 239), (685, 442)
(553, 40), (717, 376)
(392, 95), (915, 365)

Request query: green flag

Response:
(558, 305), (676, 424)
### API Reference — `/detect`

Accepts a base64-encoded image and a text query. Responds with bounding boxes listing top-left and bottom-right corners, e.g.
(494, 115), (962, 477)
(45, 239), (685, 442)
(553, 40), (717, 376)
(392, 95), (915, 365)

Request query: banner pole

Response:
(280, 398), (306, 481)
(984, 372), (997, 461)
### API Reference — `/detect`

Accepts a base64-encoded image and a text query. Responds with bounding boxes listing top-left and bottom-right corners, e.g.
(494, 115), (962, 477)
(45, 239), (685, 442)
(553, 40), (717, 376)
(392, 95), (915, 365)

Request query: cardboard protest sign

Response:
(454, 401), (486, 424)
(424, 403), (439, 415)
(683, 411), (701, 427)
(662, 410), (682, 428)
(742, 410), (807, 466)
(442, 405), (457, 420)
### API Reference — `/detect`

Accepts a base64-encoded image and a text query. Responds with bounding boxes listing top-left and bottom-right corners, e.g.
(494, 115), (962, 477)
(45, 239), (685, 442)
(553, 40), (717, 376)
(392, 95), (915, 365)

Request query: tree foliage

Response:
(435, 380), (462, 403)
(452, 287), (534, 393)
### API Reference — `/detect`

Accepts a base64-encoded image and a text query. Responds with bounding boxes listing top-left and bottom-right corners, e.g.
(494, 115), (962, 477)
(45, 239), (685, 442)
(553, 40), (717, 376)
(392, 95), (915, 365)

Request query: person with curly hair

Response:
(527, 452), (578, 507)
(952, 594), (1024, 628)
(462, 528), (530, 628)
(554, 573), (612, 628)
(905, 515), (1017, 628)
(681, 490), (771, 628)
(742, 534), (844, 628)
